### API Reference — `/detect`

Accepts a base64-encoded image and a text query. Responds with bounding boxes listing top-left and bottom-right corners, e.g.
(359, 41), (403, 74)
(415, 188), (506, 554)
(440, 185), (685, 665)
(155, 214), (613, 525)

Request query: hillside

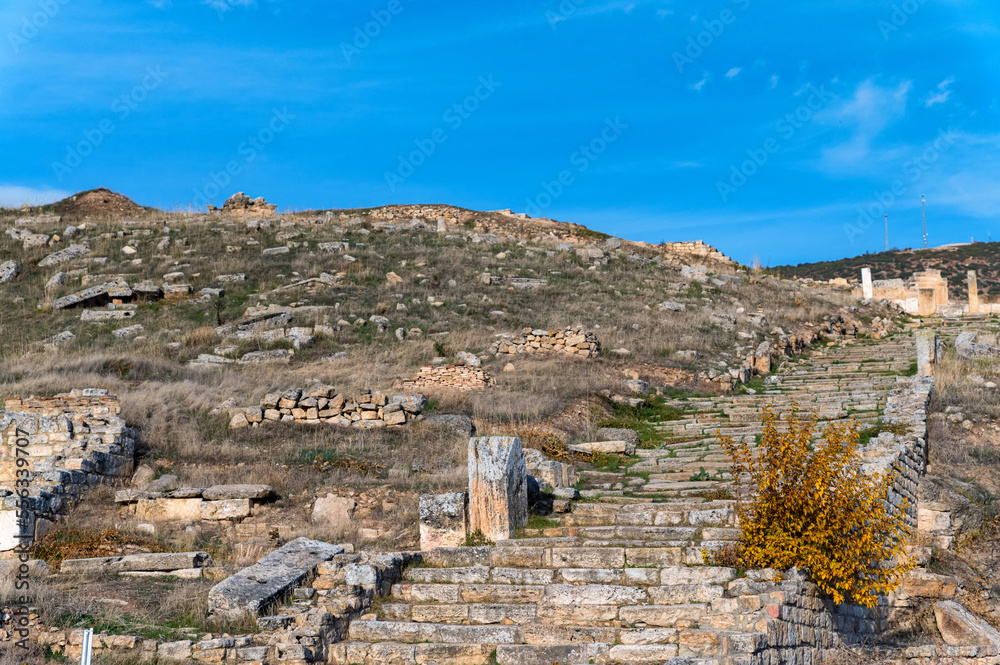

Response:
(8, 191), (999, 664)
(772, 242), (1000, 300)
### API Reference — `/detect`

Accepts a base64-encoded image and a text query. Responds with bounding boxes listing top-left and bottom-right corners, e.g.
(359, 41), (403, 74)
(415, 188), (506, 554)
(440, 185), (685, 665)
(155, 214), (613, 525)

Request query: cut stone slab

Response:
(419, 492), (468, 550)
(59, 556), (121, 575)
(423, 414), (476, 438)
(38, 244), (90, 267)
(208, 537), (344, 618)
(467, 437), (528, 542)
(113, 552), (212, 572)
(568, 440), (636, 456)
(202, 484), (275, 501)
(595, 428), (639, 445)
(934, 600), (1000, 646)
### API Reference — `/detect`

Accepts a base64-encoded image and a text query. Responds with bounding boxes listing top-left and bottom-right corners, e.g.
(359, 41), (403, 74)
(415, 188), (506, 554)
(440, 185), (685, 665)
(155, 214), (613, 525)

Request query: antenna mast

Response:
(884, 214), (889, 252)
(921, 195), (928, 248)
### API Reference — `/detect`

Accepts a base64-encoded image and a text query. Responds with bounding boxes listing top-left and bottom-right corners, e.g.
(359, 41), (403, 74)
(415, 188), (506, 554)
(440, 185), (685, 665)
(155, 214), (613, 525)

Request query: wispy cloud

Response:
(815, 79), (912, 172)
(690, 73), (709, 92)
(925, 77), (954, 107)
(725, 67), (741, 80)
(768, 75), (779, 89)
(0, 185), (70, 208)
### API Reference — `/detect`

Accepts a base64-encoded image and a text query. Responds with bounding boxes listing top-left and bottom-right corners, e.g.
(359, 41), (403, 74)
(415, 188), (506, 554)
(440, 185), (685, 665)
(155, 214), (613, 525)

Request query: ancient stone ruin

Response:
(488, 325), (601, 358)
(209, 191), (278, 215)
(229, 387), (427, 429)
(0, 390), (135, 551)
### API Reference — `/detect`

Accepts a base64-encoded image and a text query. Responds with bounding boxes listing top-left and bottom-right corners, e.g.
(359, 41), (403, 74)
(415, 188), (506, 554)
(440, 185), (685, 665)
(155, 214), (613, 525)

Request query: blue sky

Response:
(1, 0), (997, 265)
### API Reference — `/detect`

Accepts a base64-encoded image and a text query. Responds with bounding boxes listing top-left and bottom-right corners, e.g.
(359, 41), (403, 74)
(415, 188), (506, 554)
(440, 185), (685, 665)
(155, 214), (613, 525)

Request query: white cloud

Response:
(0, 185), (70, 208)
(148, 0), (172, 8)
(815, 79), (912, 172)
(925, 77), (955, 107)
(769, 75), (779, 89)
(690, 74), (709, 92)
(725, 67), (741, 79)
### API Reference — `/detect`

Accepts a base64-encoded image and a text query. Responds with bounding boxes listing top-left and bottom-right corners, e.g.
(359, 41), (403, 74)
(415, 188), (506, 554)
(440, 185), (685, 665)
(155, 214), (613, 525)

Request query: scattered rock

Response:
(311, 495), (357, 529)
(0, 261), (18, 283)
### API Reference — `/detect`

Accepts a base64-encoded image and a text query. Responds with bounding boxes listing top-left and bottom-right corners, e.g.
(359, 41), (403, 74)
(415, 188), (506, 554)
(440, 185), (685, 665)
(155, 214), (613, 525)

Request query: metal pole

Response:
(884, 214), (889, 251)
(921, 195), (928, 248)
(81, 628), (93, 665)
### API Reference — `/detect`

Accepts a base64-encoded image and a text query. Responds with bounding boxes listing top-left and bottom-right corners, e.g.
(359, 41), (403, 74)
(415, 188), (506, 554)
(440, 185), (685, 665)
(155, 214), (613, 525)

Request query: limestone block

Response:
(208, 537), (343, 618)
(934, 600), (1000, 646)
(113, 552), (211, 572)
(202, 484), (275, 500)
(419, 492), (468, 550)
(311, 494), (356, 528)
(568, 440), (635, 456)
(136, 498), (204, 521)
(467, 437), (528, 541)
(0, 509), (25, 551)
(916, 331), (936, 377)
(917, 288), (937, 316)
(200, 499), (251, 521)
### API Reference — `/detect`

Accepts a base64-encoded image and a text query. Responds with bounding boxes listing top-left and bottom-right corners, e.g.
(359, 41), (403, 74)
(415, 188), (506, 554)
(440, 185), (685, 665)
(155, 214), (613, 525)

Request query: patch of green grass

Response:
(463, 530), (494, 547)
(596, 395), (684, 449)
(857, 420), (909, 446)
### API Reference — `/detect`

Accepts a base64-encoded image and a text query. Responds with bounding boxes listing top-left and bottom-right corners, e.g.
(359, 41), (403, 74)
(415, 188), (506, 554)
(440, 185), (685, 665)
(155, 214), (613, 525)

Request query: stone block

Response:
(202, 484), (275, 501)
(311, 494), (356, 528)
(934, 600), (1000, 646)
(568, 440), (635, 455)
(419, 492), (468, 550)
(200, 499), (251, 521)
(136, 498), (204, 521)
(467, 437), (528, 542)
(208, 537), (343, 618)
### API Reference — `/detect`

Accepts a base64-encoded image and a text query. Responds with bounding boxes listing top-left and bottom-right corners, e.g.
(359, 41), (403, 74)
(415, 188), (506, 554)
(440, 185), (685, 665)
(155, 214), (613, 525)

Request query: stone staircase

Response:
(324, 334), (930, 664)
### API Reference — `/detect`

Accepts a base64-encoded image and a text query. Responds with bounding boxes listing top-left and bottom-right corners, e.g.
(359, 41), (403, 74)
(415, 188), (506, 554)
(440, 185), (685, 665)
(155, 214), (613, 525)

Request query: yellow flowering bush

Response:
(720, 405), (913, 608)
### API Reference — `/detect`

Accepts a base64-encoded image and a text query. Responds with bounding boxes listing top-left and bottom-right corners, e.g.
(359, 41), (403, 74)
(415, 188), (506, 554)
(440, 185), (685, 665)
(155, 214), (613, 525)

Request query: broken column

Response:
(861, 268), (874, 300)
(419, 492), (468, 549)
(467, 437), (528, 542)
(917, 288), (937, 316)
(916, 331), (937, 377)
(968, 271), (980, 314)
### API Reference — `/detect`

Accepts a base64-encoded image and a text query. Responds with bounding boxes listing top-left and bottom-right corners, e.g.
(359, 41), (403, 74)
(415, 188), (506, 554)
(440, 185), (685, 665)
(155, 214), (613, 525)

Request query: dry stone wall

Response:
(0, 389), (134, 551)
(229, 387), (427, 429)
(488, 326), (601, 358)
(397, 365), (495, 392)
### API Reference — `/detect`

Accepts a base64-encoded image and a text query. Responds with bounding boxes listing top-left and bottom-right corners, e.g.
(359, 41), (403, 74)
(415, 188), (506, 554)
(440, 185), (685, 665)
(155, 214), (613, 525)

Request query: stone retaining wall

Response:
(487, 326), (600, 358)
(229, 387), (427, 429)
(397, 365), (495, 392)
(0, 389), (135, 551)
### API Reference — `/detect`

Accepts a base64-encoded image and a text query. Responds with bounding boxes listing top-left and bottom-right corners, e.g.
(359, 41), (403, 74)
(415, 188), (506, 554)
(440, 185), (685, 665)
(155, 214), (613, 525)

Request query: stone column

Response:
(419, 492), (468, 550)
(917, 288), (937, 316)
(968, 271), (980, 314)
(467, 437), (528, 541)
(861, 268), (874, 300)
(916, 331), (936, 377)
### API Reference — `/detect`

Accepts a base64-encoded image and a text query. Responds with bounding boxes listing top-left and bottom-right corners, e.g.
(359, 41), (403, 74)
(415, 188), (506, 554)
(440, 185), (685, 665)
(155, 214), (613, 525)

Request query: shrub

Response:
(719, 405), (913, 608)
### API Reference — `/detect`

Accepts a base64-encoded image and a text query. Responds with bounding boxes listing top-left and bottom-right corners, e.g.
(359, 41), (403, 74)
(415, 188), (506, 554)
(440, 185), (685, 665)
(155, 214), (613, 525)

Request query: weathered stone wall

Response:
(397, 365), (495, 392)
(488, 326), (600, 358)
(0, 389), (135, 551)
(229, 387), (426, 429)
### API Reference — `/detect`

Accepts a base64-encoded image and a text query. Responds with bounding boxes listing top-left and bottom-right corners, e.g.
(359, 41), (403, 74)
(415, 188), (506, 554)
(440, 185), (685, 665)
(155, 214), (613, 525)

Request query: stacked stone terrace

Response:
(0, 389), (135, 551)
(228, 387), (427, 429)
